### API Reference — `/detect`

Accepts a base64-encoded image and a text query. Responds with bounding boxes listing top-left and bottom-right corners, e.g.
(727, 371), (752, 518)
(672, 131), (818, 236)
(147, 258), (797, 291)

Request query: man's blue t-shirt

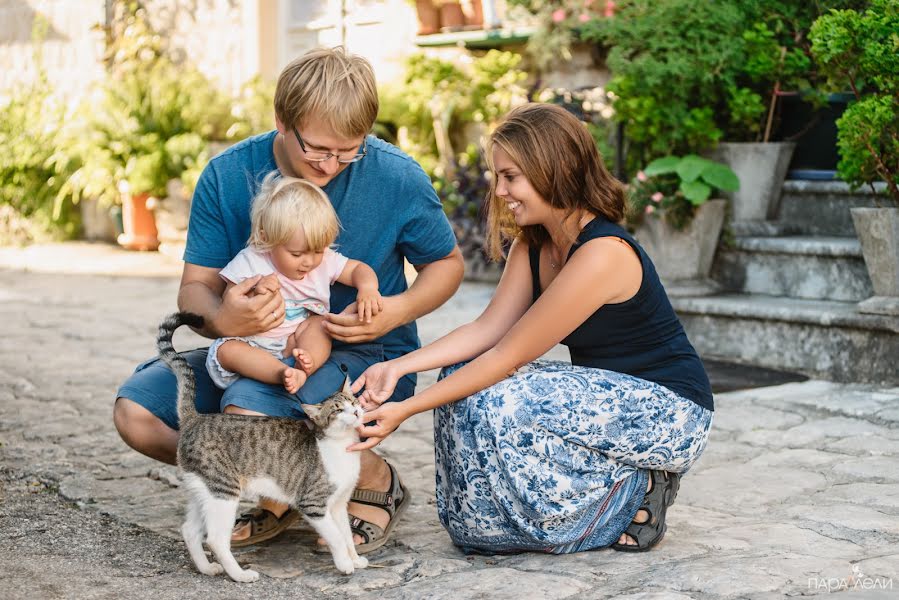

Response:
(184, 131), (457, 385)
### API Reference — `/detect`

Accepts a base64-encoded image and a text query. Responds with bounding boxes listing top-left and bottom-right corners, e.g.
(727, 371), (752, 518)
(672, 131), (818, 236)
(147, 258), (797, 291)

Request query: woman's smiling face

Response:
(492, 145), (551, 227)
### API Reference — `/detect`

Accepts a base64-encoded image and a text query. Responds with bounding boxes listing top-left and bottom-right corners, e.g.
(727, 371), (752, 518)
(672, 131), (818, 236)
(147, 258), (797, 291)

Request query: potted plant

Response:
(63, 4), (237, 251)
(811, 0), (899, 316)
(627, 155), (740, 296)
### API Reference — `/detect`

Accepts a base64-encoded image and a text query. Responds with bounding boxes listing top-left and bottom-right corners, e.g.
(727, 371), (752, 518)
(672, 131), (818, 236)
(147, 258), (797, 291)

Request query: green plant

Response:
(578, 1), (868, 164)
(0, 17), (80, 241)
(581, 0), (754, 161)
(810, 0), (899, 204)
(627, 155), (740, 230)
(377, 50), (527, 177)
(65, 2), (270, 204)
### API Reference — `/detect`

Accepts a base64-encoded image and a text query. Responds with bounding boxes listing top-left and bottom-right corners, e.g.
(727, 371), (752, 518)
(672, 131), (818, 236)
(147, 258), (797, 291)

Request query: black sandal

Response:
(611, 470), (680, 552)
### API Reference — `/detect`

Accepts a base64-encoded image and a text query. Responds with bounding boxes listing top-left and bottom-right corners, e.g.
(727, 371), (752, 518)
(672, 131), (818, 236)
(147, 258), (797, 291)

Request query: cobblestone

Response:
(1, 242), (897, 599)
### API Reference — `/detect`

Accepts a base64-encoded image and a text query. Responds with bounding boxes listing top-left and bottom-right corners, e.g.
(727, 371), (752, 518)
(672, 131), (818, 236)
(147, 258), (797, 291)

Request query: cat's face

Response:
(300, 379), (364, 432)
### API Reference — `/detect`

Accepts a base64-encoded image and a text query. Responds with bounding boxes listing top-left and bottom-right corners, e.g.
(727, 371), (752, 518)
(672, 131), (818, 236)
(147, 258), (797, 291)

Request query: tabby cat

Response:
(157, 311), (368, 582)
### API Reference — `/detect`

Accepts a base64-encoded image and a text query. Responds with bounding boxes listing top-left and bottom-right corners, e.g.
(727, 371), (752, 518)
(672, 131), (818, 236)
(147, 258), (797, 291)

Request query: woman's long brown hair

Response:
(485, 103), (626, 260)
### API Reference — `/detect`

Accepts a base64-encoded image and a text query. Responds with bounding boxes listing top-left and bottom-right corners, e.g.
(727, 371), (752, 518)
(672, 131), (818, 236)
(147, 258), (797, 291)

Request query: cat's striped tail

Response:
(157, 312), (205, 426)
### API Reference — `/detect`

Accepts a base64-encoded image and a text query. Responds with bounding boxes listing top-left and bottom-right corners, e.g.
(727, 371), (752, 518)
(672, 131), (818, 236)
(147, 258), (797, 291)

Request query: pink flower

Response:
(645, 205), (656, 215)
(651, 192), (664, 203)
(604, 0), (616, 17)
(578, 13), (590, 23)
(552, 8), (567, 22)
(636, 170), (647, 182)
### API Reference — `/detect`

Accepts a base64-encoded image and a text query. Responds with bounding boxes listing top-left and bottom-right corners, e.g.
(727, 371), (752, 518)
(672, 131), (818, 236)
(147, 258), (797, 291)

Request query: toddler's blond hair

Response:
(248, 174), (339, 252)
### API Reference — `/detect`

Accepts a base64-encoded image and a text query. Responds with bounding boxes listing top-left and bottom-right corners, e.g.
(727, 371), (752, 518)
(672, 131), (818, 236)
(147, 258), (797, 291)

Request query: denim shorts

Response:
(116, 343), (416, 430)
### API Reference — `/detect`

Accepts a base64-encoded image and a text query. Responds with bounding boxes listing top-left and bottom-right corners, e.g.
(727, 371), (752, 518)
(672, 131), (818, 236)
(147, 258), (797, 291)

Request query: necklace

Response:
(549, 245), (563, 270)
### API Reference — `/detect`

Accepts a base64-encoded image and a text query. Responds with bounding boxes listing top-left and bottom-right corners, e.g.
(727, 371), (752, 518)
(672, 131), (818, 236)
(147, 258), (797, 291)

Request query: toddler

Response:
(206, 174), (382, 394)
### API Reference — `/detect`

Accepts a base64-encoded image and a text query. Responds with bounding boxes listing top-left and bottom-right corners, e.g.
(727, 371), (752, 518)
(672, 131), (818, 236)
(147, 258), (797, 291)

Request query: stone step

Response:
(776, 180), (888, 236)
(672, 293), (899, 385)
(712, 235), (872, 302)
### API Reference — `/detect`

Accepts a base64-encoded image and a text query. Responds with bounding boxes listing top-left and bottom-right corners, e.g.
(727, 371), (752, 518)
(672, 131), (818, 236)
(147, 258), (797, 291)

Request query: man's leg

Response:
(113, 348), (224, 465)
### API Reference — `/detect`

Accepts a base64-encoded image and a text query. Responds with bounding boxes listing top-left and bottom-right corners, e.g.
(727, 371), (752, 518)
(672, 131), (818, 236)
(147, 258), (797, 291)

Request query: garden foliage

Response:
(810, 0), (899, 203)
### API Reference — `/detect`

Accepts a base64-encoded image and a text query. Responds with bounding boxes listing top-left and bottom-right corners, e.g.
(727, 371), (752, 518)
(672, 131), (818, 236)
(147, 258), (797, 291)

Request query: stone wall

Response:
(0, 0), (106, 102)
(0, 0), (261, 102)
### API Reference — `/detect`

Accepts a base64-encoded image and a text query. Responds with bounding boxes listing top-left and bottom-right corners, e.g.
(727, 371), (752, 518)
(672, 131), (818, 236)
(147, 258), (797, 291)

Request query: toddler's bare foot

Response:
(293, 348), (315, 374)
(283, 367), (307, 394)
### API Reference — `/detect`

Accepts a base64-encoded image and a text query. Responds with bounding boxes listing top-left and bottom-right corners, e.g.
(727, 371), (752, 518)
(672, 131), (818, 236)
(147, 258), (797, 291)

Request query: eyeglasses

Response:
(292, 128), (367, 164)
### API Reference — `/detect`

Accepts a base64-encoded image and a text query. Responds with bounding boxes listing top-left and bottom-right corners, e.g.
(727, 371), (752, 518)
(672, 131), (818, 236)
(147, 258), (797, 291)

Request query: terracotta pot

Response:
(117, 191), (160, 251)
(415, 0), (440, 35)
(439, 2), (465, 32)
(463, 0), (484, 28)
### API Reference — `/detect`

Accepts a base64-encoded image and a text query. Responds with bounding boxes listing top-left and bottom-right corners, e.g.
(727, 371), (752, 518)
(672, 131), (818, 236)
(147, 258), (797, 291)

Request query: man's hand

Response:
(351, 361), (401, 410)
(347, 402), (409, 451)
(323, 295), (407, 343)
(210, 275), (286, 337)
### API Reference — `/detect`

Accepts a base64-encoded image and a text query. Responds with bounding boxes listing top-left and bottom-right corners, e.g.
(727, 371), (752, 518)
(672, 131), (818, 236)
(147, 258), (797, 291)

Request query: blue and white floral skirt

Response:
(434, 360), (713, 554)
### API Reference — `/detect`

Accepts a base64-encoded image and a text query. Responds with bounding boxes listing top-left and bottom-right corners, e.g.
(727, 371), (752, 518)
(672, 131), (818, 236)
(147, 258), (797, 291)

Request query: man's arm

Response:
(177, 263), (285, 339)
(323, 246), (464, 343)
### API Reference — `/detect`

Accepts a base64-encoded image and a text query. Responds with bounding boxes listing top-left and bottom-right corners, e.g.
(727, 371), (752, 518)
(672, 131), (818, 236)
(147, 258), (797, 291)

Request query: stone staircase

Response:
(672, 180), (899, 385)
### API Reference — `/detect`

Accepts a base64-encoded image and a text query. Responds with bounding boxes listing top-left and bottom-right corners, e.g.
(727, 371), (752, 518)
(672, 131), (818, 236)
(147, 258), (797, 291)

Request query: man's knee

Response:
(113, 396), (168, 446)
(113, 397), (178, 464)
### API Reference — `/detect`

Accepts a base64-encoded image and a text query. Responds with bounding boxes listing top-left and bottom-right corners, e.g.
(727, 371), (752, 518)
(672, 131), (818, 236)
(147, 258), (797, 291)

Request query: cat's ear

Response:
(301, 403), (323, 421)
(341, 377), (353, 397)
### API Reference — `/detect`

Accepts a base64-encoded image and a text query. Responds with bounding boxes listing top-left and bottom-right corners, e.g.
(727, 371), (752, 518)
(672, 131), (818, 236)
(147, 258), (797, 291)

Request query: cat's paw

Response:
(198, 562), (224, 576)
(352, 555), (368, 569)
(333, 557), (355, 575)
(229, 568), (260, 583)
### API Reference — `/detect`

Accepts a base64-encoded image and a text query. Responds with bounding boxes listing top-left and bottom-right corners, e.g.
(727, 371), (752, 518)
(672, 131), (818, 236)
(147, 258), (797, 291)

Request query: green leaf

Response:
(676, 154), (709, 183)
(644, 156), (680, 176)
(681, 180), (711, 205)
(701, 162), (740, 191)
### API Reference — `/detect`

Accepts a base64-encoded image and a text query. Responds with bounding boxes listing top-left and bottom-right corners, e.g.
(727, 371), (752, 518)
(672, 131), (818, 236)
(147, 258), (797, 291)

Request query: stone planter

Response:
(147, 179), (191, 260)
(851, 207), (899, 315)
(714, 142), (795, 226)
(634, 199), (727, 296)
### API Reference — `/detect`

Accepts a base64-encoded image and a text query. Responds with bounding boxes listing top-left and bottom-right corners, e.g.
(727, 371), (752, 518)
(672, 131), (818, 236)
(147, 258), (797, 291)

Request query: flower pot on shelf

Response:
(633, 199), (727, 297)
(713, 142), (795, 227)
(851, 207), (899, 316)
(117, 190), (159, 251)
(437, 1), (465, 32)
(462, 0), (484, 28)
(415, 0), (440, 35)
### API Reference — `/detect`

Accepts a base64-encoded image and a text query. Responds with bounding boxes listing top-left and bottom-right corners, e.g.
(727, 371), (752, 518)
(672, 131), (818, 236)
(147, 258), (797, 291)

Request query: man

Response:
(113, 47), (464, 552)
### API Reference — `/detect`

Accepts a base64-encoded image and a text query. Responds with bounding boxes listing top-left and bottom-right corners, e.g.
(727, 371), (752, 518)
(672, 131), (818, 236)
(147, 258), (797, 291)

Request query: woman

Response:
(349, 103), (714, 554)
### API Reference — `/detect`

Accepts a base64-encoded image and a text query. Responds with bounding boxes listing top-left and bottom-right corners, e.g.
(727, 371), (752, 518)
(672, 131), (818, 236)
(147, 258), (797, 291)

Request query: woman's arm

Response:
(350, 237), (642, 449)
(351, 239), (534, 402)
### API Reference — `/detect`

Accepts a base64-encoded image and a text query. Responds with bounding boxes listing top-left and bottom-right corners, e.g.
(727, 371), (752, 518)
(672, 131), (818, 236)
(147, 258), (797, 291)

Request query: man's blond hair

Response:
(248, 174), (340, 252)
(275, 47), (378, 139)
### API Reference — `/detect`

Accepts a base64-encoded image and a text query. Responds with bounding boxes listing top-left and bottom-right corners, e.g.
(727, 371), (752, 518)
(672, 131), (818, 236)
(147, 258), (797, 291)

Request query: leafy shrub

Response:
(0, 18), (79, 242)
(810, 0), (899, 203)
(627, 155), (739, 230)
(376, 50), (528, 177)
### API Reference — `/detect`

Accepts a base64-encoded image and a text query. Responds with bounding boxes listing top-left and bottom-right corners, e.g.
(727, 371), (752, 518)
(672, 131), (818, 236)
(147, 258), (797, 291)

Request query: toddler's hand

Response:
(253, 273), (280, 296)
(356, 289), (384, 324)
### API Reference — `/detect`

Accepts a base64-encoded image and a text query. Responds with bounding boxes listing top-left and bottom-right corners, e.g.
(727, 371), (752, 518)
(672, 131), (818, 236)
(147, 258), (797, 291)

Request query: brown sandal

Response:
(315, 461), (411, 555)
(230, 507), (300, 548)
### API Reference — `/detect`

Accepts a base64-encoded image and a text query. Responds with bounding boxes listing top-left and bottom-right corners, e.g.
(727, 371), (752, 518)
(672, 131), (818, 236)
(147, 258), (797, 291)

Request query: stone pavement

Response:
(1, 242), (898, 599)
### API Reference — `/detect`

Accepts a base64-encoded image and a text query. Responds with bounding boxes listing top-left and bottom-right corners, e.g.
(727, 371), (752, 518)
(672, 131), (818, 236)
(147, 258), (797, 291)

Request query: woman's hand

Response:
(347, 402), (409, 451)
(351, 360), (402, 410)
